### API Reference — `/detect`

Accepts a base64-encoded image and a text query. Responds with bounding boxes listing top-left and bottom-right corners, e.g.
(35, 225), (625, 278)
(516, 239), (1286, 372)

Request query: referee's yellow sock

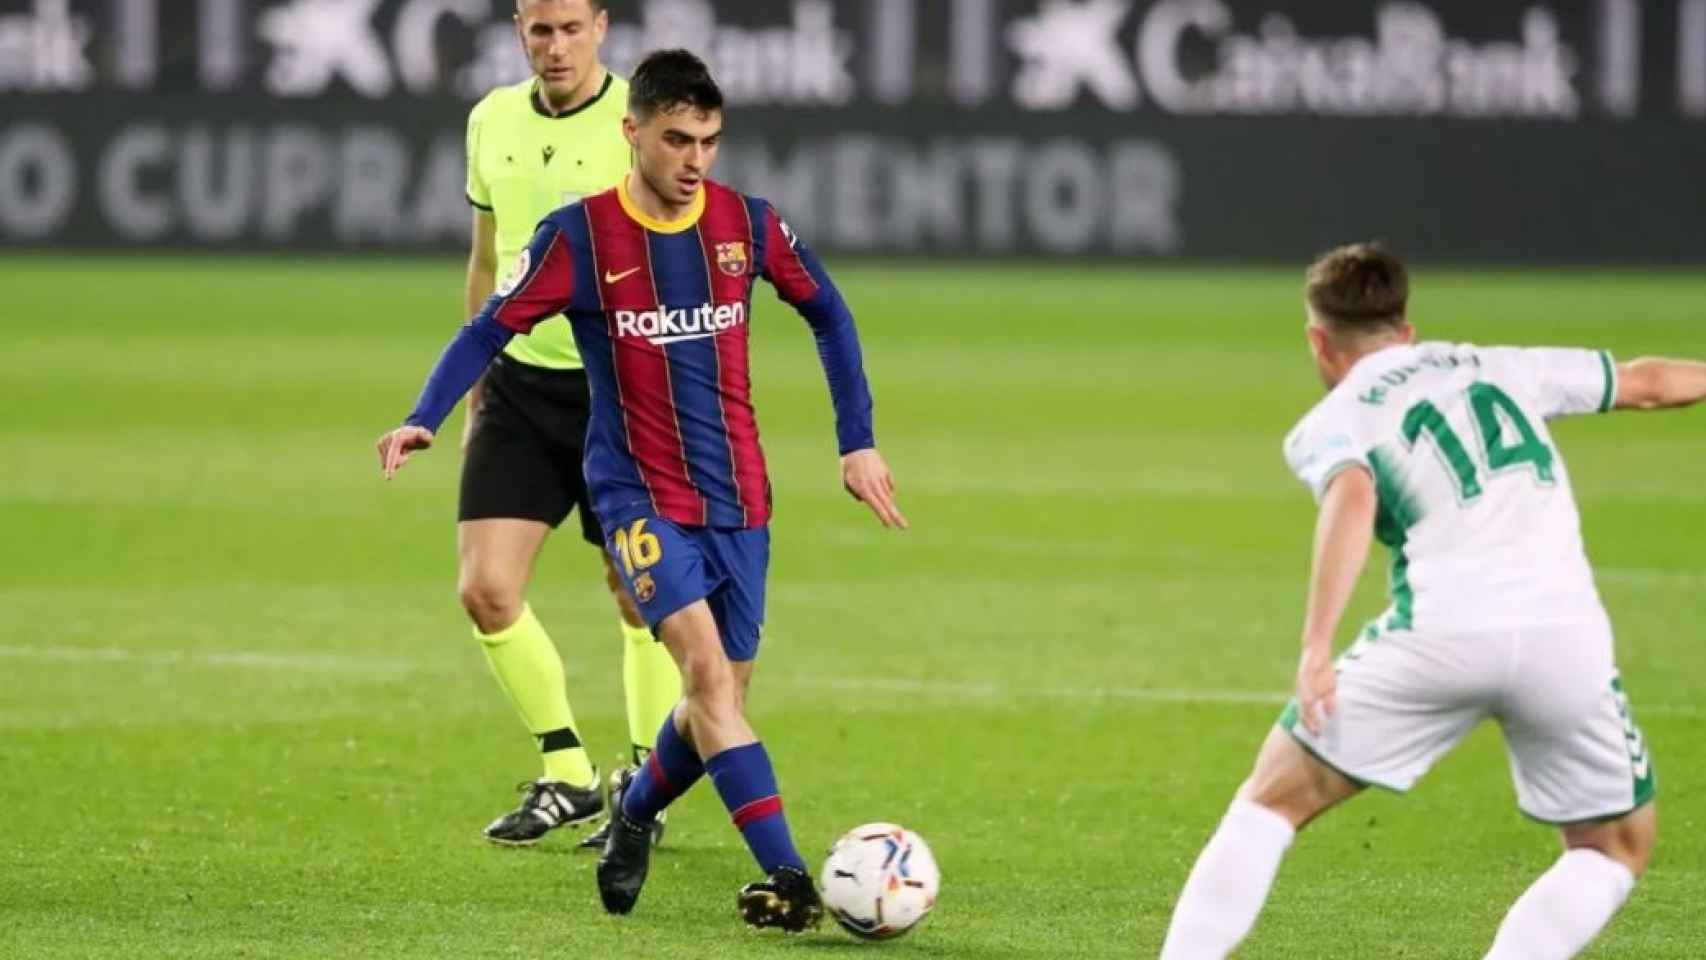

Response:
(621, 618), (681, 764)
(476, 604), (596, 789)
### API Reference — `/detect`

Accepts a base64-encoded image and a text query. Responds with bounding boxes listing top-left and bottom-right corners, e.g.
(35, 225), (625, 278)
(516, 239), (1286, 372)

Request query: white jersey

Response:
(1284, 341), (1618, 634)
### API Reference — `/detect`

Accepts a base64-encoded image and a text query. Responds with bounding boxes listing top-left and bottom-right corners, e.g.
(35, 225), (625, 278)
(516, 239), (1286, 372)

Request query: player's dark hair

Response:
(516, 0), (603, 12)
(1305, 242), (1409, 331)
(628, 49), (723, 120)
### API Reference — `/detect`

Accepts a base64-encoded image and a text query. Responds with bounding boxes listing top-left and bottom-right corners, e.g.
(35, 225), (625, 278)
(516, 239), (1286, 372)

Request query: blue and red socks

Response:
(621, 712), (704, 824)
(619, 721), (807, 876)
(705, 742), (807, 874)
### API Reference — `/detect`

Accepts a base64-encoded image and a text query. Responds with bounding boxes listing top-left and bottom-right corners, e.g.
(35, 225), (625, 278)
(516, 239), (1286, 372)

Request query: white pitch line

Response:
(1597, 567), (1706, 588)
(779, 674), (1289, 706)
(780, 676), (1702, 717)
(0, 645), (1697, 717)
(0, 644), (431, 675)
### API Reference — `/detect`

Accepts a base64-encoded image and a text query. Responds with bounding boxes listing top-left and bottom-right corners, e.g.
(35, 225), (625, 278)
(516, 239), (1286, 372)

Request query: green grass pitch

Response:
(1, 258), (1701, 957)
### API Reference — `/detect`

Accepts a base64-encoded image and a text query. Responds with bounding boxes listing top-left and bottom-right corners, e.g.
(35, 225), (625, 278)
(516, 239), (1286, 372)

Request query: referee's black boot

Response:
(482, 775), (603, 846)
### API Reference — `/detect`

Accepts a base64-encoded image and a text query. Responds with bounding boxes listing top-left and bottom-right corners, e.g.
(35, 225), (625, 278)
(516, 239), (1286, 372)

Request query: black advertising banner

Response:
(2, 0), (1704, 261)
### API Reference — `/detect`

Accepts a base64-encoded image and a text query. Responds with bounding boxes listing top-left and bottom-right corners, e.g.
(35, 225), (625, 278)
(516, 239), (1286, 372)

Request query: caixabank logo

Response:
(8, 0), (1706, 118)
(1004, 0), (1587, 117)
(245, 0), (856, 105)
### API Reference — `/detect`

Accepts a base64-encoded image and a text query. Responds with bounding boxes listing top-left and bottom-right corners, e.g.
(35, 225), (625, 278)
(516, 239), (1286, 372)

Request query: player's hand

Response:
(841, 448), (908, 530)
(1294, 644), (1337, 736)
(376, 425), (435, 480)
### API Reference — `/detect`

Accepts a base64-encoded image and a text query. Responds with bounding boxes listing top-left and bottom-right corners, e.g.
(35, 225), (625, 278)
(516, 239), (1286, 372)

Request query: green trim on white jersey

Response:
(1597, 350), (1617, 413)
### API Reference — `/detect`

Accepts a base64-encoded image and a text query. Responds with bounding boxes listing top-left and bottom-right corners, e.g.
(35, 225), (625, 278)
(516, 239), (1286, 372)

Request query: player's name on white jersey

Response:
(1352, 347), (1482, 407)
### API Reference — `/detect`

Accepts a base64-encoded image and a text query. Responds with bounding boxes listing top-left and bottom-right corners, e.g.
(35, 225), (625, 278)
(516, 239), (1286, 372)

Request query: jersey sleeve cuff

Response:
(1597, 350), (1616, 413)
(1313, 458), (1371, 502)
(837, 435), (876, 456)
(466, 192), (493, 212)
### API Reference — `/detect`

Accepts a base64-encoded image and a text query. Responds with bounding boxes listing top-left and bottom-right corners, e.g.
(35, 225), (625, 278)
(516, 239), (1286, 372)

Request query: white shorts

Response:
(1281, 616), (1656, 823)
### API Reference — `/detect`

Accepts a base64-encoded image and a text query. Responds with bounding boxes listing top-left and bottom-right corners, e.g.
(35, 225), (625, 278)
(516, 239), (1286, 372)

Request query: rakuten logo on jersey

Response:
(614, 302), (747, 345)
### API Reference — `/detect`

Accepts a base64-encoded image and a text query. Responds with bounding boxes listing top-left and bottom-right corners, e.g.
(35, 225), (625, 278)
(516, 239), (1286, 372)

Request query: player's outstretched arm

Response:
(1295, 466), (1378, 735)
(1614, 357), (1706, 410)
(377, 315), (513, 479)
(757, 205), (904, 529)
(377, 220), (574, 479)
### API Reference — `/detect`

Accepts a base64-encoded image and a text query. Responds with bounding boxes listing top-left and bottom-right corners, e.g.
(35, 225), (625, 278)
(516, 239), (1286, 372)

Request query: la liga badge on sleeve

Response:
(496, 248), (532, 296)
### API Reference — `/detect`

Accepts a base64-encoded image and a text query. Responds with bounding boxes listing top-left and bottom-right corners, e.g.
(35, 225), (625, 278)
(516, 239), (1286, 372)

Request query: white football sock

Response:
(1484, 848), (1635, 960)
(1159, 798), (1296, 960)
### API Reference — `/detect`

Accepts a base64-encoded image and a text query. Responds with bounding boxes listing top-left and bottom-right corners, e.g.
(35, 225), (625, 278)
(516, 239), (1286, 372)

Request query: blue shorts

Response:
(603, 515), (770, 662)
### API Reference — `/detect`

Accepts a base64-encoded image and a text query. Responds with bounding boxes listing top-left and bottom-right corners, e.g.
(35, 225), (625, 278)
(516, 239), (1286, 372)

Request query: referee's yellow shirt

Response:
(465, 72), (631, 369)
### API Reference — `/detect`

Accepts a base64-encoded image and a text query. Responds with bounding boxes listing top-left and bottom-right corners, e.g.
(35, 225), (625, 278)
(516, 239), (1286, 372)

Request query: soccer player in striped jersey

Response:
(376, 49), (905, 931)
(452, 0), (682, 852)
(1159, 243), (1706, 959)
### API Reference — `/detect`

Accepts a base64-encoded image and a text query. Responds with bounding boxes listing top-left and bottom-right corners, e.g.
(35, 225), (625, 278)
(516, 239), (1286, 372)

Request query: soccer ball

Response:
(819, 823), (940, 940)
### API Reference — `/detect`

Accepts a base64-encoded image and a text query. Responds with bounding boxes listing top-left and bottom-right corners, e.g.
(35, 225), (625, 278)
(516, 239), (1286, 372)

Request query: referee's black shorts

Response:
(459, 355), (602, 546)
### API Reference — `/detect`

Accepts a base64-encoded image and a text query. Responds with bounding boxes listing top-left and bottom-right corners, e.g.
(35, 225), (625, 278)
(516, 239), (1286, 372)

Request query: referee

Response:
(456, 0), (678, 848)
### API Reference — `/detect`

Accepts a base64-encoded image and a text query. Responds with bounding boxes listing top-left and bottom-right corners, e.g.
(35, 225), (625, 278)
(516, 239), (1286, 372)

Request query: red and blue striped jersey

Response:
(479, 178), (874, 531)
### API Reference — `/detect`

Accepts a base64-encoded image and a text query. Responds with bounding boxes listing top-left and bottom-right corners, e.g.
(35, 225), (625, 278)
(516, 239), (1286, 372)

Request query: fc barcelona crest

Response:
(715, 241), (749, 277)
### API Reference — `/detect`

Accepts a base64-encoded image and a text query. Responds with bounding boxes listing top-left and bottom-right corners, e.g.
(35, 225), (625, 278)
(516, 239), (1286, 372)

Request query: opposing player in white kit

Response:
(1159, 243), (1706, 960)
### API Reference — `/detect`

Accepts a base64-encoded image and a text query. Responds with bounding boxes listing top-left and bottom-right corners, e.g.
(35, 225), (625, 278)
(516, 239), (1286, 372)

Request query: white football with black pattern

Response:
(820, 822), (939, 940)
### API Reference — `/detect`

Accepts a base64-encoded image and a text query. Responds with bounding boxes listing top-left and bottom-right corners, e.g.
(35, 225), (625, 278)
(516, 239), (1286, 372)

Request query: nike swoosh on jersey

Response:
(605, 267), (642, 284)
(648, 332), (721, 345)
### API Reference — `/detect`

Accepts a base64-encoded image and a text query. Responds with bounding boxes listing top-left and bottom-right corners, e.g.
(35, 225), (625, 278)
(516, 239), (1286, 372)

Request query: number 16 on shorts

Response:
(611, 519), (662, 604)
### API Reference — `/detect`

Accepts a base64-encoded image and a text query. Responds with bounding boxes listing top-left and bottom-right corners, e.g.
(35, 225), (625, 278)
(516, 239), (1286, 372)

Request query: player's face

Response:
(515, 0), (607, 105)
(626, 107), (723, 208)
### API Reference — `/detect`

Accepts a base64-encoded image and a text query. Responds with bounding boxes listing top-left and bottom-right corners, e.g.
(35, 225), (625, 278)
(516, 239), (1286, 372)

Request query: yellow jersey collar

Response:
(617, 177), (705, 234)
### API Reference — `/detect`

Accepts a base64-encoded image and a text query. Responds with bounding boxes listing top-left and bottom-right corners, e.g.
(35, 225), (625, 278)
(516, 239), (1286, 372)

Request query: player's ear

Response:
(1304, 316), (1331, 359)
(621, 114), (638, 148)
(1396, 320), (1416, 343)
(593, 7), (608, 40)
